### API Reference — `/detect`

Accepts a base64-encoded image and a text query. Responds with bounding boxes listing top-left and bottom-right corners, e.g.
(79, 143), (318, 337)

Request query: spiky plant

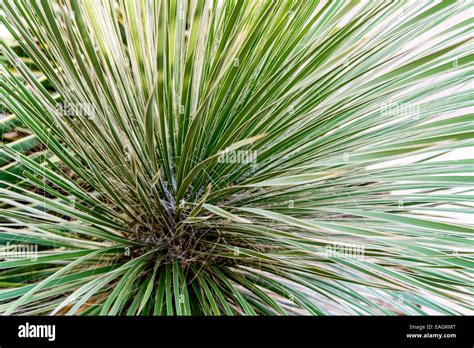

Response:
(0, 0), (472, 316)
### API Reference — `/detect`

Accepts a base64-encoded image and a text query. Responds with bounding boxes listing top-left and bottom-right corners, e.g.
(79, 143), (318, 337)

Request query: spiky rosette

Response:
(0, 0), (472, 315)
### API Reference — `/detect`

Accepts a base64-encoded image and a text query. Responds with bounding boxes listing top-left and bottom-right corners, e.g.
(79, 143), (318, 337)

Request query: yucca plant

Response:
(0, 0), (472, 316)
